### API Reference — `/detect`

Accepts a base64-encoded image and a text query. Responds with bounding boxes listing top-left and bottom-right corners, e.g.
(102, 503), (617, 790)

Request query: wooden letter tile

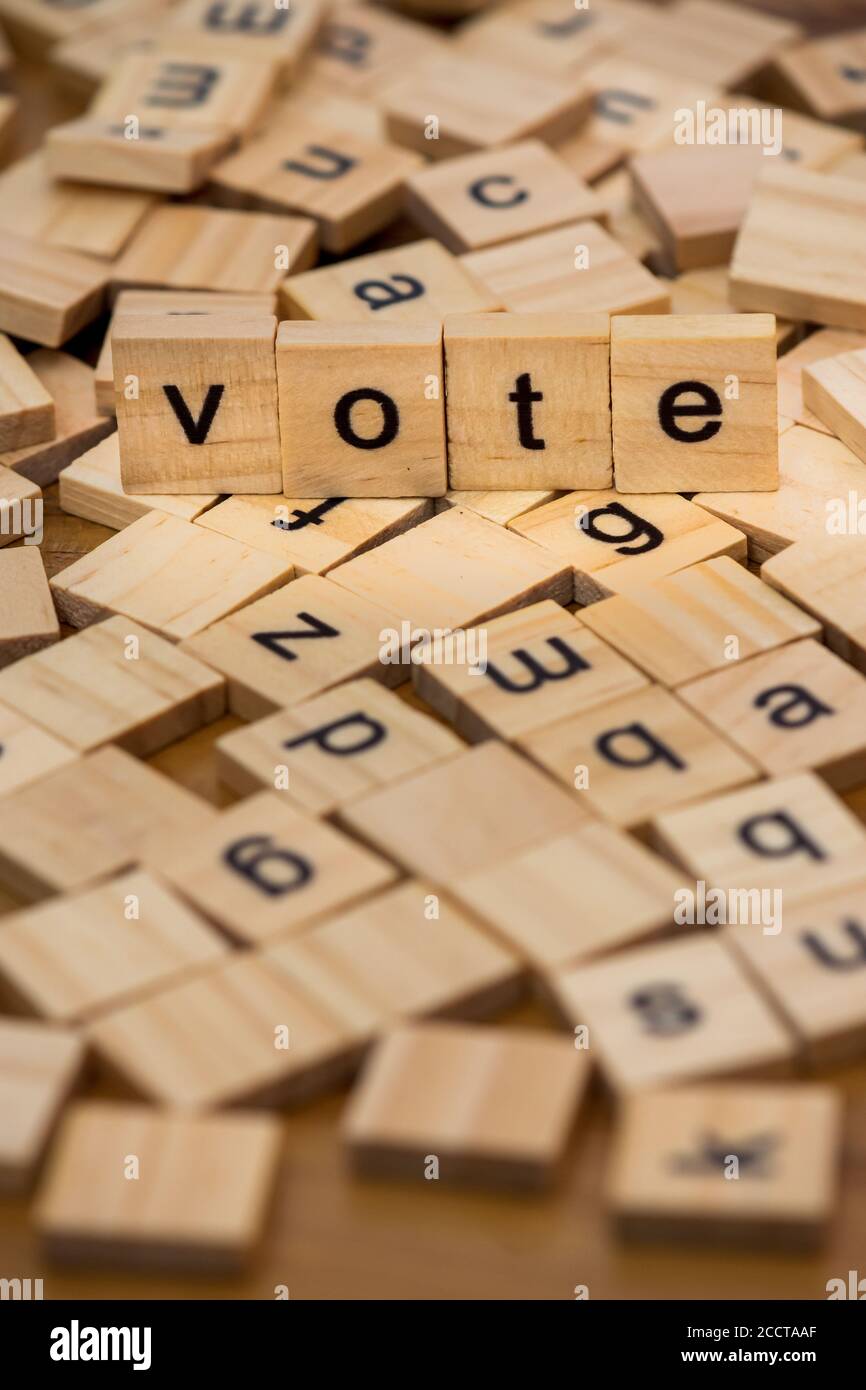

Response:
(435, 487), (562, 526)
(380, 51), (591, 161)
(730, 166), (866, 331)
(453, 820), (683, 975)
(114, 311), (282, 494)
(165, 0), (328, 77)
(329, 504), (573, 635)
(0, 151), (156, 261)
(460, 220), (670, 316)
(344, 1020), (589, 1188)
(456, 0), (630, 81)
(802, 346), (866, 464)
(35, 1102), (282, 1270)
(726, 883), (866, 1066)
(413, 600), (649, 743)
(196, 493), (432, 573)
(311, 3), (447, 96)
(0, 548), (59, 669)
(212, 122), (422, 253)
(549, 936), (795, 1095)
(0, 335), (54, 452)
(216, 676), (462, 815)
(0, 615), (225, 757)
(609, 1084), (841, 1248)
(180, 574), (403, 720)
(0, 230), (106, 348)
(519, 685), (758, 833)
(0, 351), (112, 487)
(337, 741), (590, 886)
(112, 205), (317, 297)
(264, 879), (521, 1028)
(50, 511), (295, 644)
(0, 706), (78, 799)
(650, 772), (866, 905)
(46, 117), (233, 196)
(0, 870), (227, 1024)
(276, 321), (446, 498)
(678, 639), (866, 792)
(0, 1018), (84, 1194)
(59, 434), (220, 531)
(509, 490), (746, 602)
(443, 312), (611, 492)
(87, 952), (375, 1109)
(769, 29), (866, 131)
(280, 238), (500, 323)
(579, 556), (819, 688)
(611, 314), (778, 493)
(158, 789), (397, 945)
(0, 745), (215, 901)
(762, 534), (866, 672)
(91, 51), (278, 142)
(405, 141), (605, 255)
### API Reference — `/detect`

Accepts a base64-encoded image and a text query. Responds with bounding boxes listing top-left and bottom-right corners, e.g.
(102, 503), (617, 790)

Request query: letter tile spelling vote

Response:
(451, 820), (684, 976)
(509, 490), (746, 602)
(51, 512), (294, 644)
(60, 435), (220, 530)
(404, 142), (606, 255)
(413, 601), (649, 743)
(89, 49), (279, 143)
(113, 311), (281, 495)
(336, 742), (590, 887)
(762, 534), (866, 673)
(0, 616), (225, 757)
(215, 677), (463, 816)
(692, 425), (866, 565)
(0, 1017), (84, 1195)
(0, 706), (78, 799)
(35, 1102), (282, 1271)
(650, 772), (866, 907)
(196, 493), (432, 571)
(380, 51), (593, 162)
(158, 790), (397, 945)
(279, 238), (501, 323)
(111, 205), (317, 298)
(0, 871), (227, 1025)
(0, 747), (216, 902)
(547, 936), (796, 1096)
(678, 639), (866, 792)
(459, 221), (670, 316)
(262, 879), (523, 1032)
(609, 1084), (841, 1248)
(518, 686), (759, 836)
(180, 574), (405, 720)
(342, 1021), (590, 1189)
(0, 549), (59, 671)
(578, 556), (819, 688)
(276, 321), (446, 498)
(96, 288), (277, 416)
(211, 120), (423, 254)
(443, 312), (611, 492)
(0, 232), (107, 349)
(328, 505), (573, 636)
(164, 0), (329, 78)
(0, 352), (113, 488)
(725, 883), (866, 1067)
(610, 314), (779, 493)
(767, 27), (866, 131)
(730, 166), (866, 331)
(310, 2), (448, 97)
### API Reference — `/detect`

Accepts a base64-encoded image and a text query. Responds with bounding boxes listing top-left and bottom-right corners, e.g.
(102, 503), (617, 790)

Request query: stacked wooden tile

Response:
(0, 0), (864, 1281)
